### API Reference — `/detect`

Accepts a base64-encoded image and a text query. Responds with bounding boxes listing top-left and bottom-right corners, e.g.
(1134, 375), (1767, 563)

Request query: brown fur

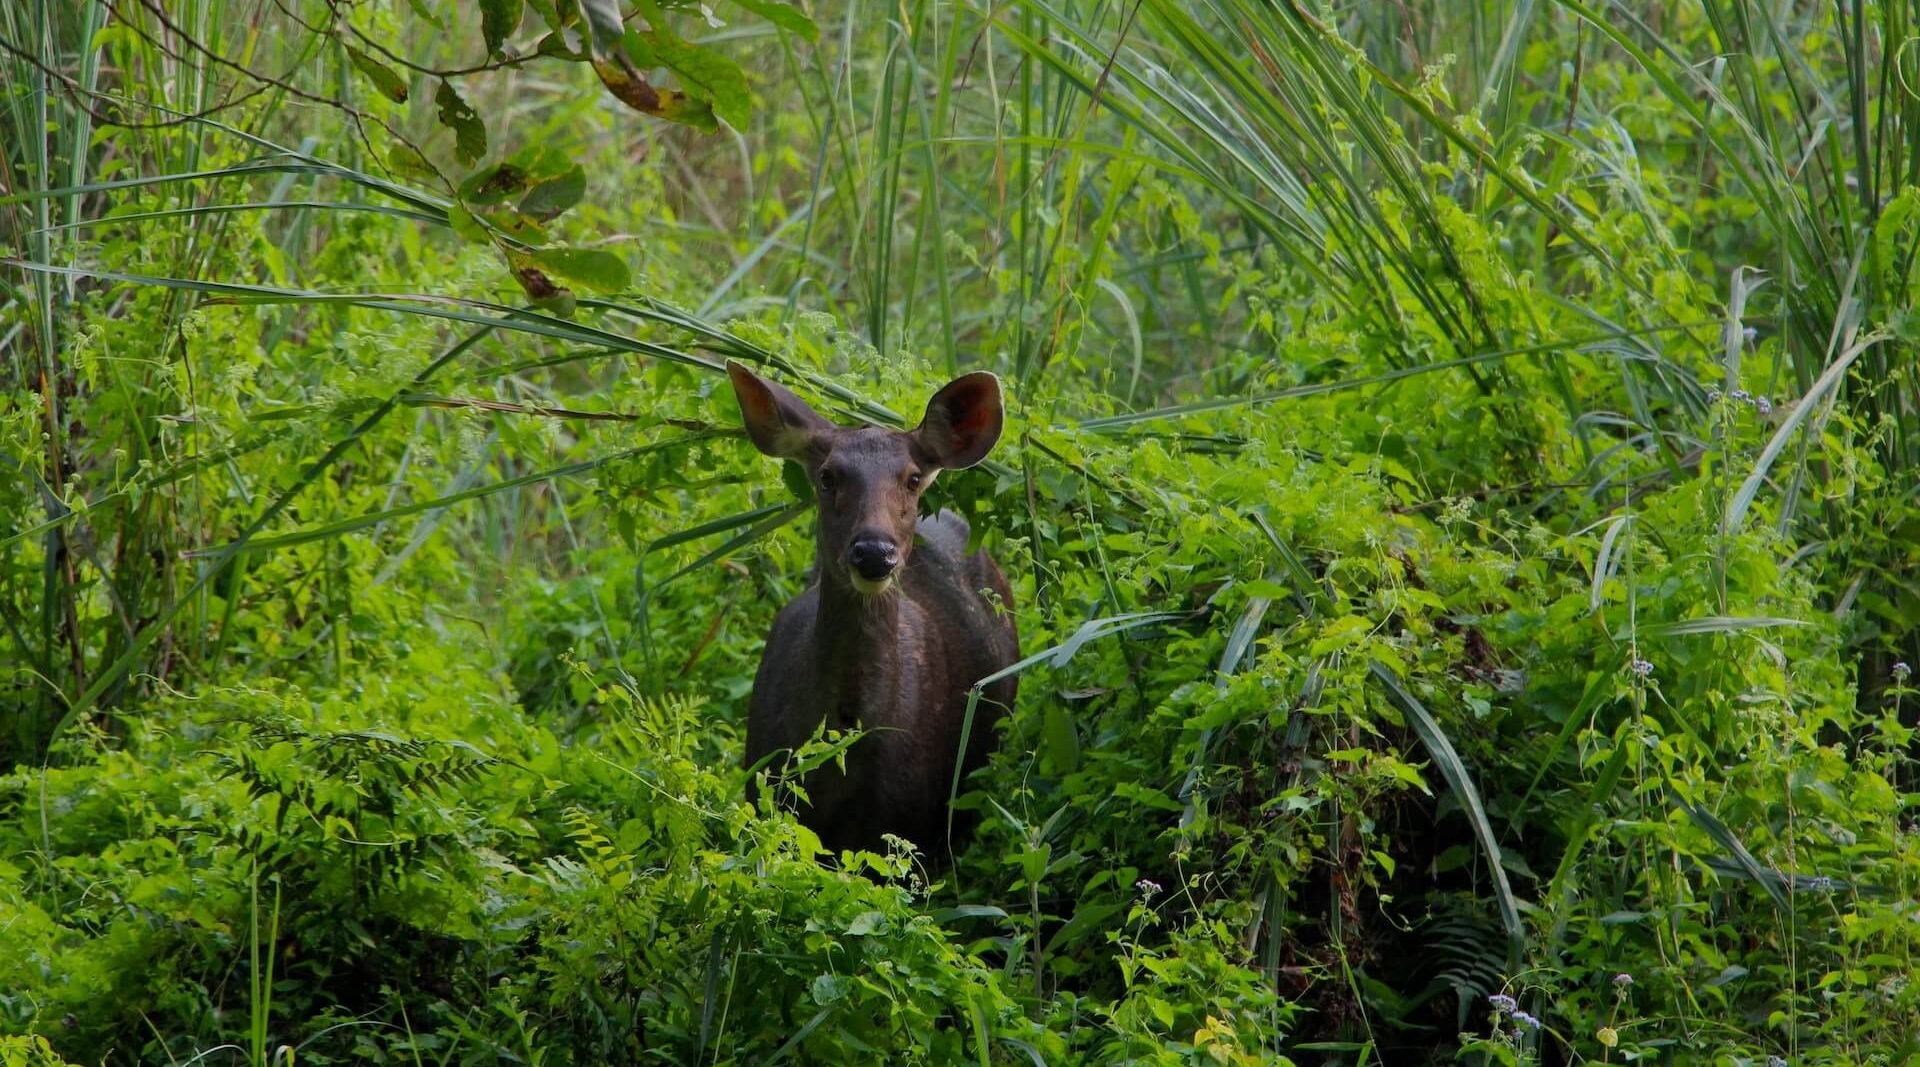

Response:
(729, 363), (1019, 857)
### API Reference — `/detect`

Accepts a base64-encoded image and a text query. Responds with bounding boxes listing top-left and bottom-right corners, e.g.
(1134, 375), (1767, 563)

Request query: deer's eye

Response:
(818, 468), (838, 490)
(906, 471), (923, 491)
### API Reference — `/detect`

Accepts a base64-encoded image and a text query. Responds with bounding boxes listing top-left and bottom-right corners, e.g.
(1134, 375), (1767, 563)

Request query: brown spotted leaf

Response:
(458, 163), (530, 205)
(592, 56), (716, 131)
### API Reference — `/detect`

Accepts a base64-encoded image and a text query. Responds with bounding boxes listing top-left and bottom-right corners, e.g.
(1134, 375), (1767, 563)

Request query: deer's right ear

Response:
(728, 361), (831, 459)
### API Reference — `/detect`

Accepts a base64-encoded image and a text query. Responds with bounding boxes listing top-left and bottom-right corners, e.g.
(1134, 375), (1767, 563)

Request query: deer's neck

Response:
(813, 579), (908, 732)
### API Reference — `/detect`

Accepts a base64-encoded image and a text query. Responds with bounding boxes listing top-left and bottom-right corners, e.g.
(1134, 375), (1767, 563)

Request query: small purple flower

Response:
(1488, 993), (1517, 1014)
(1511, 1028), (1525, 1043)
(1135, 878), (1162, 900)
(1612, 972), (1633, 986)
(1894, 662), (1911, 682)
(1630, 658), (1655, 679)
(1731, 388), (1752, 403)
(1512, 1010), (1541, 1031)
(1753, 396), (1773, 415)
(1706, 387), (1724, 403)
(1766, 1057), (1789, 1067)
(1808, 875), (1836, 893)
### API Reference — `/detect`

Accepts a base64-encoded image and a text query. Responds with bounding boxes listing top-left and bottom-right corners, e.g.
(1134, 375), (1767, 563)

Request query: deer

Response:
(727, 360), (1019, 859)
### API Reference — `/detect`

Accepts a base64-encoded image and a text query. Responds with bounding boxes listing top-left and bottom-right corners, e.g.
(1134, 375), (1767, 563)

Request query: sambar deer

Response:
(728, 361), (1019, 858)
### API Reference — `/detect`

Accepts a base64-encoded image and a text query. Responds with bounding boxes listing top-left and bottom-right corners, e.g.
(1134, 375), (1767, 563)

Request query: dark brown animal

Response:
(728, 361), (1019, 857)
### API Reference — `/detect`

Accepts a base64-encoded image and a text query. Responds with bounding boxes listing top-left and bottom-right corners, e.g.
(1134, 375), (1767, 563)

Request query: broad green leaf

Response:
(646, 33), (751, 129)
(519, 164), (586, 218)
(446, 202), (489, 244)
(345, 45), (409, 102)
(434, 80), (487, 166)
(385, 142), (438, 181)
(727, 0), (818, 40)
(578, 0), (627, 56)
(530, 246), (630, 292)
(480, 0), (524, 55)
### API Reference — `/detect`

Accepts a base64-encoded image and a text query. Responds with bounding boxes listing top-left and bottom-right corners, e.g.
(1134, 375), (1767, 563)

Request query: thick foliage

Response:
(3, 1), (1918, 1065)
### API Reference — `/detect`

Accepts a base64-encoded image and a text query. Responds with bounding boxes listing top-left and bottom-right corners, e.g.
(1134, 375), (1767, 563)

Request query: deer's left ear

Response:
(913, 372), (1003, 470)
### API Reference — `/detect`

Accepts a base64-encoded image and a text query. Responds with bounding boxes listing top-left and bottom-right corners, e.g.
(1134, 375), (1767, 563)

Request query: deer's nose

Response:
(848, 538), (899, 581)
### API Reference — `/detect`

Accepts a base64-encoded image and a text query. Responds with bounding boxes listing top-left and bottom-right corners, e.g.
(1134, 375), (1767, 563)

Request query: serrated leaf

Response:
(519, 164), (585, 218)
(434, 80), (487, 166)
(728, 0), (817, 41)
(810, 973), (848, 1004)
(530, 246), (629, 292)
(480, 0), (524, 55)
(345, 45), (409, 102)
(779, 458), (814, 502)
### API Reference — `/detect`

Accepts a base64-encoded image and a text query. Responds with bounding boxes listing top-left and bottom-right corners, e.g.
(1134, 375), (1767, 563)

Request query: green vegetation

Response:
(3, 0), (1918, 1063)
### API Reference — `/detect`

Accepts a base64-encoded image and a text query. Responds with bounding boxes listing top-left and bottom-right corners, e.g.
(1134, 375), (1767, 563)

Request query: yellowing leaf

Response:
(345, 44), (409, 103)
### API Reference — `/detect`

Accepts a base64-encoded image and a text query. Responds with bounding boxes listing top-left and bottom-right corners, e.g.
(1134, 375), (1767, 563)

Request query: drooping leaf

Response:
(530, 246), (630, 293)
(519, 164), (586, 218)
(480, 0), (524, 55)
(434, 80), (487, 166)
(345, 45), (409, 103)
(727, 0), (817, 41)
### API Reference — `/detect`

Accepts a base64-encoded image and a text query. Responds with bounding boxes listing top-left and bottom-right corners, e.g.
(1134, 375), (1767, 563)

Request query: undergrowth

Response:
(3, 0), (1918, 1064)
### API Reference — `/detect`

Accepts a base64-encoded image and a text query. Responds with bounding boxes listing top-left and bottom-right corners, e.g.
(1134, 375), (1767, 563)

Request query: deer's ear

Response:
(728, 361), (832, 460)
(914, 371), (1004, 470)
